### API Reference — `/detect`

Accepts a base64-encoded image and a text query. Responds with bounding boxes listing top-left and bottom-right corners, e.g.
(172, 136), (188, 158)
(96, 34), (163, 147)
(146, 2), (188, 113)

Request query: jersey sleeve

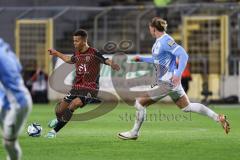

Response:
(173, 46), (189, 77)
(0, 54), (28, 108)
(70, 54), (77, 63)
(162, 37), (189, 77)
(0, 56), (22, 91)
(139, 57), (154, 63)
(95, 51), (109, 64)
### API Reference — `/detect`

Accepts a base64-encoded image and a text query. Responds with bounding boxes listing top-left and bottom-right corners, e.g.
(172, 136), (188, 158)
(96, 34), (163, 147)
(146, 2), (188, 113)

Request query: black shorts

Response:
(63, 88), (101, 107)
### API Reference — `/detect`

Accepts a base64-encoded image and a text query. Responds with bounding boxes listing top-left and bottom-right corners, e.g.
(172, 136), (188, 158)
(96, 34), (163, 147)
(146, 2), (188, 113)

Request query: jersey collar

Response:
(155, 33), (167, 42)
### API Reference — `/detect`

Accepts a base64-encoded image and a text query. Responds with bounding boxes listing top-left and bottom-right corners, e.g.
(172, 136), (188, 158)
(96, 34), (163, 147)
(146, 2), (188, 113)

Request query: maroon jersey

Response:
(70, 47), (108, 90)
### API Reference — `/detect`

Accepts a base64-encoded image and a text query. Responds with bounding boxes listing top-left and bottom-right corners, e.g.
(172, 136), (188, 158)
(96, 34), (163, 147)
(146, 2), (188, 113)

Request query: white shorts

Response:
(147, 81), (186, 102)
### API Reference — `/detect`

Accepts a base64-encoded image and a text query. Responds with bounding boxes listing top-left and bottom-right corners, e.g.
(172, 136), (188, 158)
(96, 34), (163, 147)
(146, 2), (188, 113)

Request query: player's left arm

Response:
(105, 59), (120, 71)
(96, 51), (120, 71)
(171, 46), (189, 86)
(0, 57), (28, 107)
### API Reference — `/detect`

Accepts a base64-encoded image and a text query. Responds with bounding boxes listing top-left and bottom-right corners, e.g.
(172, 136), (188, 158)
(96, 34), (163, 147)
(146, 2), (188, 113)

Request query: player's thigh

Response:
(145, 89), (168, 106)
(145, 81), (175, 106)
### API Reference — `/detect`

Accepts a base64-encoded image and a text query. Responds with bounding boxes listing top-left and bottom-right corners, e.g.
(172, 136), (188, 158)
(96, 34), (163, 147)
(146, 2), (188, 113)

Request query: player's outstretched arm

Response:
(48, 49), (74, 64)
(95, 51), (120, 71)
(105, 59), (120, 71)
(132, 56), (154, 63)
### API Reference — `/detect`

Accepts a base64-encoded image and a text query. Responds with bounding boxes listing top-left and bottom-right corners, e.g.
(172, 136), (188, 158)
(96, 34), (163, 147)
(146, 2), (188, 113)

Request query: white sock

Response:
(4, 139), (22, 160)
(131, 100), (146, 134)
(182, 103), (219, 122)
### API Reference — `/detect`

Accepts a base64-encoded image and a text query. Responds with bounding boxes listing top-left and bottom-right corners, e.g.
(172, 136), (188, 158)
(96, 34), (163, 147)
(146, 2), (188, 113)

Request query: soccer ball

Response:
(27, 123), (42, 137)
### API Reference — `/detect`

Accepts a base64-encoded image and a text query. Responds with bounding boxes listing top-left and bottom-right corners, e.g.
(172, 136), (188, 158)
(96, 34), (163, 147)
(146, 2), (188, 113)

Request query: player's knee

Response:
(3, 139), (15, 149)
(181, 105), (191, 112)
(136, 98), (144, 106)
(73, 98), (83, 106)
(134, 100), (146, 111)
(175, 95), (190, 109)
(136, 97), (154, 107)
(69, 98), (83, 111)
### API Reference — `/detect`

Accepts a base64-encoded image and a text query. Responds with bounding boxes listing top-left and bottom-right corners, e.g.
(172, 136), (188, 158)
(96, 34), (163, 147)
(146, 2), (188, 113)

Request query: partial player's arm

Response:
(171, 46), (189, 86)
(173, 46), (188, 77)
(132, 56), (154, 63)
(132, 40), (161, 63)
(0, 56), (28, 107)
(105, 59), (120, 71)
(48, 49), (75, 64)
(96, 51), (120, 71)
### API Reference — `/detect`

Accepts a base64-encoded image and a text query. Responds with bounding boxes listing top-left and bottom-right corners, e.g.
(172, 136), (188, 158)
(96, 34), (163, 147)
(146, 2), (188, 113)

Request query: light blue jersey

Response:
(139, 34), (188, 82)
(0, 38), (30, 110)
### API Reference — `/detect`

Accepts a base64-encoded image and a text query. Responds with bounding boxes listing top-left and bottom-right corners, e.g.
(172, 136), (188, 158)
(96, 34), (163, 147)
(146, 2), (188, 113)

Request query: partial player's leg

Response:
(171, 86), (230, 134)
(48, 100), (69, 128)
(3, 139), (21, 160)
(2, 105), (31, 160)
(47, 100), (69, 128)
(0, 108), (22, 160)
(118, 96), (156, 140)
(46, 100), (70, 138)
(47, 98), (84, 138)
(118, 83), (171, 140)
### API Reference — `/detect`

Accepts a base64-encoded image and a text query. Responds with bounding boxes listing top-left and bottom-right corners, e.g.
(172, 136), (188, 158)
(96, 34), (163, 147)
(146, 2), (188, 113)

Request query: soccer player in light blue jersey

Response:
(0, 38), (32, 160)
(118, 17), (230, 140)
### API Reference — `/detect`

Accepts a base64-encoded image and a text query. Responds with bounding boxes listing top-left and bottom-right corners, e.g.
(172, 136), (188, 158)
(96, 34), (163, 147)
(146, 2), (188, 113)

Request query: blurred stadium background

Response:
(1, 0), (240, 103)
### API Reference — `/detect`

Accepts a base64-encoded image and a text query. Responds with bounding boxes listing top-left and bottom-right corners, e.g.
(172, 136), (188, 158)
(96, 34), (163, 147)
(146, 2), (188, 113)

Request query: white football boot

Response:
(118, 131), (139, 140)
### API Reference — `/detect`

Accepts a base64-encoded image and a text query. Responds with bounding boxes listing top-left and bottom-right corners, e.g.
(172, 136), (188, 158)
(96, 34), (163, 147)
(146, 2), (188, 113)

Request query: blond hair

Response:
(149, 17), (167, 32)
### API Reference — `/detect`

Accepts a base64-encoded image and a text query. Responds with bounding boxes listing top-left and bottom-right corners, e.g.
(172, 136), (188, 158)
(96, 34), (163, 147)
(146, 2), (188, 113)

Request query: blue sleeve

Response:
(0, 55), (28, 107)
(172, 46), (189, 77)
(139, 57), (154, 63)
(0, 57), (22, 92)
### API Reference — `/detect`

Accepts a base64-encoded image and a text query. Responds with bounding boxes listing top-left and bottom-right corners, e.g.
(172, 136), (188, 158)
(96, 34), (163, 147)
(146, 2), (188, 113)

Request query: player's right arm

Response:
(132, 56), (154, 63)
(48, 49), (74, 64)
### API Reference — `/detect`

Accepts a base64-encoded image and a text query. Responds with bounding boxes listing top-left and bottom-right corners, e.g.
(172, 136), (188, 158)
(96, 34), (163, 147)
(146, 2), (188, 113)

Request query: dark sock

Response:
(54, 108), (73, 133)
(54, 121), (67, 133)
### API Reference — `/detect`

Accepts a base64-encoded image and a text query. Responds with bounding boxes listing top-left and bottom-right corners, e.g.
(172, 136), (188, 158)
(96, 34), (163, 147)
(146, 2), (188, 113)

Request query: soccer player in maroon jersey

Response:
(46, 29), (120, 138)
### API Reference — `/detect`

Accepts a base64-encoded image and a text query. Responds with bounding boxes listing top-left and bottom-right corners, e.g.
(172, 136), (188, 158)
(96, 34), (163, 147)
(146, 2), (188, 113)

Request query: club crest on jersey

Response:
(167, 40), (176, 47)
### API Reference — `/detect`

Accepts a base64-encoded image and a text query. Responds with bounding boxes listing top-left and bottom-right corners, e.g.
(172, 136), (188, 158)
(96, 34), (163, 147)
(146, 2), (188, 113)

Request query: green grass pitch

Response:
(0, 102), (240, 160)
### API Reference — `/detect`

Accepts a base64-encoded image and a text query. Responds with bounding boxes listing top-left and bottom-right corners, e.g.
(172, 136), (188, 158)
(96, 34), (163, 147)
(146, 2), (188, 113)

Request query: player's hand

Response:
(111, 63), (120, 71)
(171, 75), (181, 87)
(131, 56), (141, 62)
(48, 48), (58, 56)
